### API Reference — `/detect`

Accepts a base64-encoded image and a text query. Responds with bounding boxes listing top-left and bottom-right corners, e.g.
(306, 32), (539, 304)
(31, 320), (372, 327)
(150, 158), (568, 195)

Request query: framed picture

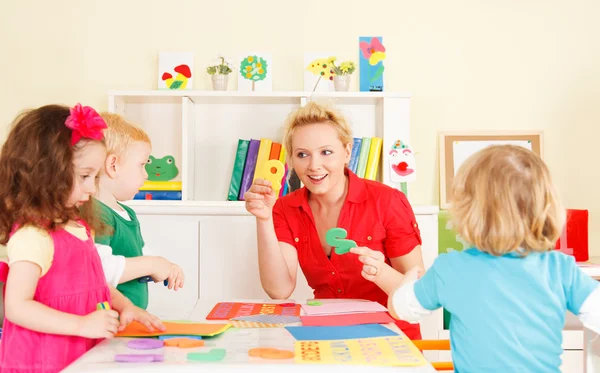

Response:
(157, 52), (194, 90)
(439, 131), (543, 209)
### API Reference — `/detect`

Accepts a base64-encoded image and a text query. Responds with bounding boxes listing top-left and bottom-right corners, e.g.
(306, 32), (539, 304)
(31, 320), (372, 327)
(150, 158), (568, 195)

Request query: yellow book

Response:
(278, 146), (286, 164)
(364, 137), (383, 180)
(253, 138), (273, 182)
(139, 180), (182, 191)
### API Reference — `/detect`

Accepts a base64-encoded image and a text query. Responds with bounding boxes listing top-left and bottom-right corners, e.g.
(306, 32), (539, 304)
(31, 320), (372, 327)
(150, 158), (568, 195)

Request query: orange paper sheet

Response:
(116, 321), (231, 337)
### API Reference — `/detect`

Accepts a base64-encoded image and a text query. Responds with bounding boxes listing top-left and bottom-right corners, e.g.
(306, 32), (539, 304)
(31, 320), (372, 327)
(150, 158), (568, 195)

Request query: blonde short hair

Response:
(282, 101), (352, 160)
(450, 145), (565, 256)
(100, 113), (151, 156)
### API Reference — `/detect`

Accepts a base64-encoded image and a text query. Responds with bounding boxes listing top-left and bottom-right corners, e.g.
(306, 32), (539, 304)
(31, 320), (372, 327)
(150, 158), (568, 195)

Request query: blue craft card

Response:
(285, 324), (398, 341)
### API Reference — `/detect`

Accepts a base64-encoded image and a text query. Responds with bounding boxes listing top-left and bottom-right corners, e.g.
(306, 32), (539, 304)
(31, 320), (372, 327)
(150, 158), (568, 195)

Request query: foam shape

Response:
(255, 159), (284, 194)
(164, 338), (204, 348)
(325, 228), (357, 255)
(127, 339), (164, 350)
(187, 348), (226, 361)
(248, 347), (294, 359)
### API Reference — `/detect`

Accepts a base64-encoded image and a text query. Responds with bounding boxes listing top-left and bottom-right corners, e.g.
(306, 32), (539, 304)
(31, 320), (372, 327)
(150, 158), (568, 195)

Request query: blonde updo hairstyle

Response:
(450, 145), (565, 256)
(282, 101), (353, 163)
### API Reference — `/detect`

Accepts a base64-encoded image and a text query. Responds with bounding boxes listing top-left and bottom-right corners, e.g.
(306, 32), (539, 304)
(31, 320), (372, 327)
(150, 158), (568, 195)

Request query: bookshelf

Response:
(109, 90), (411, 205)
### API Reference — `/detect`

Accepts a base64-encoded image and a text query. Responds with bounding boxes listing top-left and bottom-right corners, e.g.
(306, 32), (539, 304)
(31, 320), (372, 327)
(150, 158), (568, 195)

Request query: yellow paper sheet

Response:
(295, 336), (427, 366)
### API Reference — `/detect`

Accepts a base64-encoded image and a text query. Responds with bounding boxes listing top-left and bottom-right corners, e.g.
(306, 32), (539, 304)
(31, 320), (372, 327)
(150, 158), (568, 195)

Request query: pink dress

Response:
(0, 221), (111, 373)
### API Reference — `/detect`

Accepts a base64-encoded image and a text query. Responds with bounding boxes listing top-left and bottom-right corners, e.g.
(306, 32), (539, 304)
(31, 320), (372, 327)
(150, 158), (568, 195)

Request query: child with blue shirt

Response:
(352, 145), (600, 372)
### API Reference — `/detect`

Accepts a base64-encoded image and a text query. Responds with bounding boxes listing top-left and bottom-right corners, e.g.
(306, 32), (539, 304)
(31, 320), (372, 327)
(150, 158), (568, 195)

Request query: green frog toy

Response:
(146, 155), (179, 181)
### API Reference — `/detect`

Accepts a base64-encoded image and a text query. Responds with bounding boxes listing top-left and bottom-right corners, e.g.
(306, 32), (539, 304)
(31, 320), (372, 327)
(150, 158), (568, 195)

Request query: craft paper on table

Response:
(238, 53), (272, 92)
(359, 37), (385, 92)
(158, 52), (194, 90)
(295, 336), (427, 366)
(285, 324), (398, 341)
(207, 302), (301, 320)
(301, 300), (387, 316)
(304, 53), (335, 92)
(231, 315), (301, 324)
(229, 320), (299, 328)
(300, 312), (394, 327)
(115, 321), (230, 337)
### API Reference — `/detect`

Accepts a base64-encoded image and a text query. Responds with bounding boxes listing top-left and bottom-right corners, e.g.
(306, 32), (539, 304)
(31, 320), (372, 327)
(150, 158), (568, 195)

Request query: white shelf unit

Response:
(108, 90), (412, 205)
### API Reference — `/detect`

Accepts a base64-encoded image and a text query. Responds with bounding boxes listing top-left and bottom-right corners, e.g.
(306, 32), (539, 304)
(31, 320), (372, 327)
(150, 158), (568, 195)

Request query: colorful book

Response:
(349, 137), (362, 174)
(279, 147), (287, 198)
(134, 191), (182, 200)
(139, 181), (182, 191)
(253, 138), (273, 183)
(239, 139), (260, 200)
(356, 137), (371, 178)
(364, 137), (383, 180)
(269, 142), (282, 160)
(227, 139), (250, 201)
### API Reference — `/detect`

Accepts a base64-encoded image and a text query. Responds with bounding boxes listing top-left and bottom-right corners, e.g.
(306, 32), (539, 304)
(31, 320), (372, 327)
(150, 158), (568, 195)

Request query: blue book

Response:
(134, 190), (182, 201)
(349, 137), (362, 174)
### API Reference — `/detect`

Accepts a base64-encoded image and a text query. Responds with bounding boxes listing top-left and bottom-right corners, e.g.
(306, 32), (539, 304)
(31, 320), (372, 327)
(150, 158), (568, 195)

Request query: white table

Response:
(64, 299), (436, 373)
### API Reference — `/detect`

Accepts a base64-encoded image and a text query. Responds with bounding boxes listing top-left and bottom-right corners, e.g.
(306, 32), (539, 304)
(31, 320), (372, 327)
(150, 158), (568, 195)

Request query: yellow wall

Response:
(1, 0), (599, 254)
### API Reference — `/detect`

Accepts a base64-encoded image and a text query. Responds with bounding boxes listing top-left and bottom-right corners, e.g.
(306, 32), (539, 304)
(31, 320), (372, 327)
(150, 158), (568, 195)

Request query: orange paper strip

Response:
(116, 321), (231, 337)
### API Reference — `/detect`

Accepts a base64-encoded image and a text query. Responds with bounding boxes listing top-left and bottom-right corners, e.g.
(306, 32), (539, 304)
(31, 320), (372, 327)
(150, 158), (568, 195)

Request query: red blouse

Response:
(272, 170), (423, 339)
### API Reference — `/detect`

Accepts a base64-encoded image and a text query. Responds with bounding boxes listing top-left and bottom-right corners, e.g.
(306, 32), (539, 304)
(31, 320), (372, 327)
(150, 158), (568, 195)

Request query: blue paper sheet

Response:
(285, 324), (398, 341)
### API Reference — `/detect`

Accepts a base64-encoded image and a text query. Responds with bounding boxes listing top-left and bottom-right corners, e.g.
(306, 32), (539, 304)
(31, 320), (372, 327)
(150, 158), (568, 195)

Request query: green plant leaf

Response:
(169, 80), (183, 89)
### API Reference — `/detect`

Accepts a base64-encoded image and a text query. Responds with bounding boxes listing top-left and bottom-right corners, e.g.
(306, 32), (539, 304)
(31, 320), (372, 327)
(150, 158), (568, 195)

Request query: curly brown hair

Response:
(0, 105), (105, 244)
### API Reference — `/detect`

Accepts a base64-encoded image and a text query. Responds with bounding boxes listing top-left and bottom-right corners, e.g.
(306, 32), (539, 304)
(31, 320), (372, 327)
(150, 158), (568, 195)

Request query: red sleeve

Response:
(272, 200), (297, 248)
(384, 189), (422, 258)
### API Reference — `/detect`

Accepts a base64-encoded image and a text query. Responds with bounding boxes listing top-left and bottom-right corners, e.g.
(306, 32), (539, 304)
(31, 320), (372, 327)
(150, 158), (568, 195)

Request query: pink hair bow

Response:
(65, 103), (107, 146)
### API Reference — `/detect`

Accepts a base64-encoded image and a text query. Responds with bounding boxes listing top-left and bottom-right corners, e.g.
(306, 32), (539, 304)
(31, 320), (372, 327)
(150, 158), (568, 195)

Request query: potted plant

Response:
(206, 55), (233, 91)
(330, 57), (356, 91)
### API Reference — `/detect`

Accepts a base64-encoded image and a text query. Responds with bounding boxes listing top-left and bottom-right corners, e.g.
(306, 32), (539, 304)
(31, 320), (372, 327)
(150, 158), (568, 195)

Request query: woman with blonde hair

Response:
(245, 101), (425, 340)
(354, 145), (600, 372)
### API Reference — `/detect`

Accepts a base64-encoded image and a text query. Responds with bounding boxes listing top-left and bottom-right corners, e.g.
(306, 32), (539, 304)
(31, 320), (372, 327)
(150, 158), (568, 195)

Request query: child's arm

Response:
(95, 243), (126, 287)
(5, 261), (119, 338)
(108, 286), (165, 332)
(350, 246), (434, 323)
(119, 256), (185, 291)
(564, 258), (600, 334)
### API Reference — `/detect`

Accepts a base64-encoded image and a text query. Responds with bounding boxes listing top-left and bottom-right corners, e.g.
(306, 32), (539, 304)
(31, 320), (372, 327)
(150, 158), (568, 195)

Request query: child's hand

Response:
(166, 263), (184, 291)
(151, 258), (184, 291)
(350, 246), (387, 282)
(151, 257), (173, 282)
(77, 309), (120, 339)
(118, 303), (165, 332)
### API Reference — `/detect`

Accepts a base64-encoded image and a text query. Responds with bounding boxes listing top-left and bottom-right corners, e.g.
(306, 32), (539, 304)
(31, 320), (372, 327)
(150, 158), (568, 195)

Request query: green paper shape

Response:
(240, 56), (268, 82)
(307, 300), (322, 306)
(146, 155), (179, 181)
(326, 228), (357, 255)
(187, 348), (226, 362)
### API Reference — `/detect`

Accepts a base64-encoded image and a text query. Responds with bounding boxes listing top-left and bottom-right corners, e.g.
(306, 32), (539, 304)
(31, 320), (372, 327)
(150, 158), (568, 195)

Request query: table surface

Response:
(63, 299), (436, 373)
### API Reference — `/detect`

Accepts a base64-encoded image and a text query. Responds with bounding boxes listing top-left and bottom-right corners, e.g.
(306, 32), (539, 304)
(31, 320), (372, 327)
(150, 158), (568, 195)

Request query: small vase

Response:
(333, 75), (351, 92)
(211, 74), (229, 91)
